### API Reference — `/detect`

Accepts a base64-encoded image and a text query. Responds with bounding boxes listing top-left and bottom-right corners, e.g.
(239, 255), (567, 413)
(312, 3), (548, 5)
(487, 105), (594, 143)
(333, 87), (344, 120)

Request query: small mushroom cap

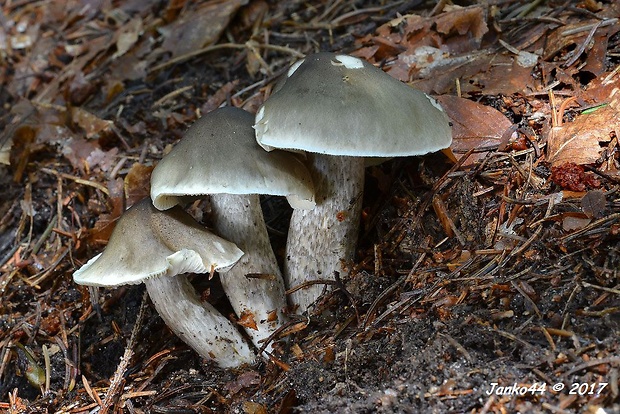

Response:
(151, 107), (315, 210)
(73, 199), (244, 287)
(255, 52), (452, 157)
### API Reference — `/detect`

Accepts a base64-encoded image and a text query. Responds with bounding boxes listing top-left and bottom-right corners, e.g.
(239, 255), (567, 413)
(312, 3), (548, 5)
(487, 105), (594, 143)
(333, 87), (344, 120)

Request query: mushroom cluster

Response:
(73, 52), (452, 368)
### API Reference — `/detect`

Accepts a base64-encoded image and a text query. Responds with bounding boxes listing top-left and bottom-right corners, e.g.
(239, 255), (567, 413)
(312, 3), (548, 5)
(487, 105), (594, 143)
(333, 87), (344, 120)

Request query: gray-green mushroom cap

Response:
(255, 52), (452, 156)
(150, 107), (315, 211)
(73, 199), (243, 287)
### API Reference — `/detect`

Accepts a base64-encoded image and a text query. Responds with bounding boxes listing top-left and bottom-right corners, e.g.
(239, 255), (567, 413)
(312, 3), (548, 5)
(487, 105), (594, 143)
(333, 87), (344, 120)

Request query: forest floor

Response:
(1, 0), (619, 413)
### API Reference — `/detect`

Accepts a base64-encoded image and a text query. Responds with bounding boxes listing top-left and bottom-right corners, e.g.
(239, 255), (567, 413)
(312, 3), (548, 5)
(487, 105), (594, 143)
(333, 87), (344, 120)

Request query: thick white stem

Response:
(210, 193), (287, 356)
(284, 155), (364, 312)
(144, 275), (255, 368)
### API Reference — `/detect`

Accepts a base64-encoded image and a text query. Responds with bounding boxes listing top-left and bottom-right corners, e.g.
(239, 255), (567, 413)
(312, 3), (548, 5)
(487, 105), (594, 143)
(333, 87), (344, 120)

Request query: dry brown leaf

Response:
(581, 190), (607, 218)
(267, 309), (278, 322)
(584, 32), (612, 76)
(35, 34), (113, 103)
(200, 80), (239, 114)
(562, 214), (591, 232)
(543, 22), (595, 61)
(579, 71), (620, 105)
(354, 6), (489, 84)
(547, 104), (618, 165)
(84, 147), (119, 173)
(67, 71), (96, 106)
(472, 54), (539, 95)
(435, 5), (488, 45)
(109, 53), (148, 82)
(0, 138), (10, 165)
(543, 22), (620, 63)
(88, 178), (124, 246)
(242, 401), (267, 414)
(10, 125), (39, 181)
(61, 138), (100, 171)
(436, 95), (512, 164)
(160, 0), (247, 57)
(237, 310), (258, 330)
(113, 17), (143, 59)
(225, 370), (261, 395)
(354, 5), (546, 96)
(70, 107), (114, 139)
(124, 163), (154, 207)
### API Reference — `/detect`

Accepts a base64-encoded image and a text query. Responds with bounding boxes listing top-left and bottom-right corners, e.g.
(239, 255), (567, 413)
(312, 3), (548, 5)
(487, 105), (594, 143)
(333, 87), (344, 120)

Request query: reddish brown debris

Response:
(550, 162), (601, 192)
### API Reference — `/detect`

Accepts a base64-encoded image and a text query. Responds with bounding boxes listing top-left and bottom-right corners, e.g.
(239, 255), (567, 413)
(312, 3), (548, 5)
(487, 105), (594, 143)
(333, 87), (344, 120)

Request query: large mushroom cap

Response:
(73, 198), (244, 287)
(255, 52), (453, 156)
(151, 107), (315, 210)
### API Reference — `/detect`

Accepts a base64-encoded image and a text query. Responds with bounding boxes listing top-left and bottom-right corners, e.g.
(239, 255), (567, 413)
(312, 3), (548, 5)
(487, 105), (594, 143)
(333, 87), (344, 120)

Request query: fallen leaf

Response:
(265, 309), (279, 323)
(435, 5), (489, 46)
(70, 107), (114, 139)
(237, 0), (269, 31)
(584, 31), (612, 76)
(543, 21), (620, 64)
(242, 401), (267, 414)
(113, 17), (143, 59)
(436, 95), (513, 164)
(0, 136), (11, 165)
(277, 389), (297, 414)
(67, 71), (96, 105)
(562, 214), (591, 232)
(225, 370), (261, 394)
(86, 147), (119, 173)
(580, 71), (620, 104)
(9, 125), (39, 181)
(354, 6), (545, 96)
(581, 190), (607, 219)
(88, 178), (124, 245)
(546, 104), (617, 165)
(124, 163), (153, 206)
(200, 80), (239, 114)
(109, 52), (148, 82)
(160, 0), (247, 58)
(238, 310), (258, 330)
(62, 138), (100, 171)
(323, 346), (335, 363)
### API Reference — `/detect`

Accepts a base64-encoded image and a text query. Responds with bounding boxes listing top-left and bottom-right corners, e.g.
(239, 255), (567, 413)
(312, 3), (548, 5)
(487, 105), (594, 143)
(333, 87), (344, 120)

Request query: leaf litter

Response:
(0, 1), (619, 413)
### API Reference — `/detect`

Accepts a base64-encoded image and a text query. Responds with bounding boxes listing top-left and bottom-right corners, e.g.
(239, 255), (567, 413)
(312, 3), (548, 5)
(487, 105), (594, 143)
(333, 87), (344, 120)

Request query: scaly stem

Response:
(144, 275), (256, 368)
(284, 155), (364, 312)
(211, 193), (288, 356)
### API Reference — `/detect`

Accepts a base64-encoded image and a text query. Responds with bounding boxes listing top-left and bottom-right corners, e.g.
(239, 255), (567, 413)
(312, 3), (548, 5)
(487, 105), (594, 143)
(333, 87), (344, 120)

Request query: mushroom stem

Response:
(144, 275), (256, 368)
(284, 155), (365, 312)
(210, 193), (288, 355)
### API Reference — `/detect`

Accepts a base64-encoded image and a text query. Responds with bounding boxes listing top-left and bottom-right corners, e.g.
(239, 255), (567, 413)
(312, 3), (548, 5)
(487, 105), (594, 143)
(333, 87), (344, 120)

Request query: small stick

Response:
(100, 291), (148, 413)
(40, 168), (109, 195)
